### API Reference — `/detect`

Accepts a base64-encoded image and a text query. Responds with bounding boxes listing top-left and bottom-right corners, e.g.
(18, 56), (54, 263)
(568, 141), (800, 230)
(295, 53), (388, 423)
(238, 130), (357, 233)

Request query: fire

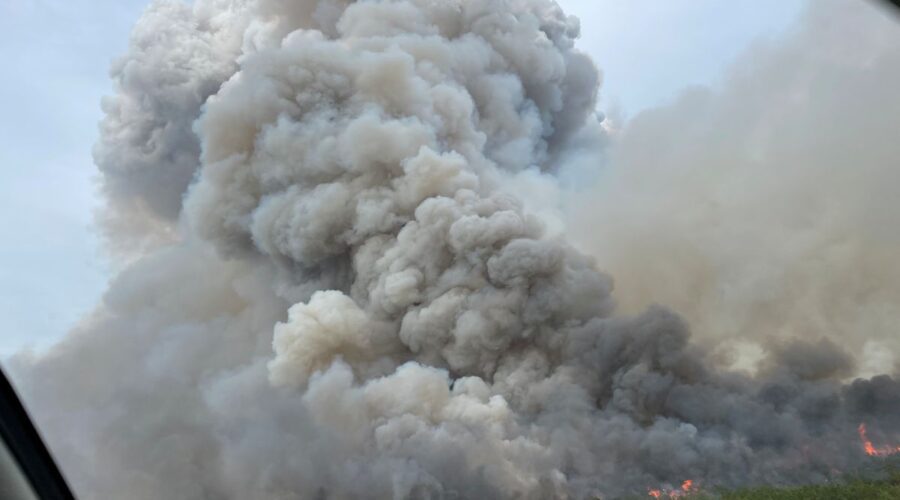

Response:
(858, 423), (900, 457)
(647, 479), (698, 498)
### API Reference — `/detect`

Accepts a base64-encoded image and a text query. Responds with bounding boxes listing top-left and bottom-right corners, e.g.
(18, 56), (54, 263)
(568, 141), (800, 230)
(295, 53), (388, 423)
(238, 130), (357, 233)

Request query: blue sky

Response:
(0, 0), (806, 357)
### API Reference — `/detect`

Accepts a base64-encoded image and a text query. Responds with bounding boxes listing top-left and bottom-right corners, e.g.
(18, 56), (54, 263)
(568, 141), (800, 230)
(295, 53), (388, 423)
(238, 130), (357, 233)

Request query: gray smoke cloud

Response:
(566, 0), (900, 378)
(8, 0), (900, 499)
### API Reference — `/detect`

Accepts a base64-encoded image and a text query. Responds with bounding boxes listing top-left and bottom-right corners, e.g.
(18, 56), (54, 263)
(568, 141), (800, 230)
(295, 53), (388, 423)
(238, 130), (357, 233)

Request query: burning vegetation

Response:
(648, 479), (697, 498)
(859, 423), (900, 458)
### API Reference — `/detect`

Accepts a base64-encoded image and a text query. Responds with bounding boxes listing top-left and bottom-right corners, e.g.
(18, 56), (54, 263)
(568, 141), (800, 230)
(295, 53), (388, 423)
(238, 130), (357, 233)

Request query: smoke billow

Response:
(566, 0), (900, 377)
(8, 0), (900, 499)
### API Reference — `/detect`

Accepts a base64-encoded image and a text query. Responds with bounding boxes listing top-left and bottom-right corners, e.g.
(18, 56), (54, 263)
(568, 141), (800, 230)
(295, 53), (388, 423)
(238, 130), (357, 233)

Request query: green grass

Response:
(639, 466), (900, 500)
(717, 479), (900, 499)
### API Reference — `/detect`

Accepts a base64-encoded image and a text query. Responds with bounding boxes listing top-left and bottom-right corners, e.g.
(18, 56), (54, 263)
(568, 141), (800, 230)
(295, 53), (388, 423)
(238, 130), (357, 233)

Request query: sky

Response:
(0, 0), (808, 357)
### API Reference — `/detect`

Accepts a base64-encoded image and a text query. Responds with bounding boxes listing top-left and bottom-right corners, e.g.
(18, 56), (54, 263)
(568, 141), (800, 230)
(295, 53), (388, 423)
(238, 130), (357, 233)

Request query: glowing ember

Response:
(647, 479), (698, 498)
(858, 423), (900, 457)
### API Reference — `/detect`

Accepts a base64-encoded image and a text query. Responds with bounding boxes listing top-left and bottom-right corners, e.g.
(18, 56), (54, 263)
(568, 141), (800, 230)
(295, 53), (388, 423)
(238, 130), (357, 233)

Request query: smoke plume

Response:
(9, 0), (900, 499)
(567, 0), (900, 377)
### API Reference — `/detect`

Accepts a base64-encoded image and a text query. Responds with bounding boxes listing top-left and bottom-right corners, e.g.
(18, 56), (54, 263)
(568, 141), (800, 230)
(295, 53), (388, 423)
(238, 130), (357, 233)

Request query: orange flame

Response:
(858, 423), (900, 457)
(647, 479), (697, 498)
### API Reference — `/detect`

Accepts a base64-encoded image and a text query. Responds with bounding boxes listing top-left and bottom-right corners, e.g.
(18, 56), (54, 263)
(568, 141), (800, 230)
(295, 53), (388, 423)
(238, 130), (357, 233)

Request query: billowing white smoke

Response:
(9, 1), (900, 499)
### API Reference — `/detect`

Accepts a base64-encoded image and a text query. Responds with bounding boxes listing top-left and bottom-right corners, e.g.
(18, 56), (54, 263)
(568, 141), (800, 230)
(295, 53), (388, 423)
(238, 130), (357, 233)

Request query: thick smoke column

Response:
(9, 1), (900, 499)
